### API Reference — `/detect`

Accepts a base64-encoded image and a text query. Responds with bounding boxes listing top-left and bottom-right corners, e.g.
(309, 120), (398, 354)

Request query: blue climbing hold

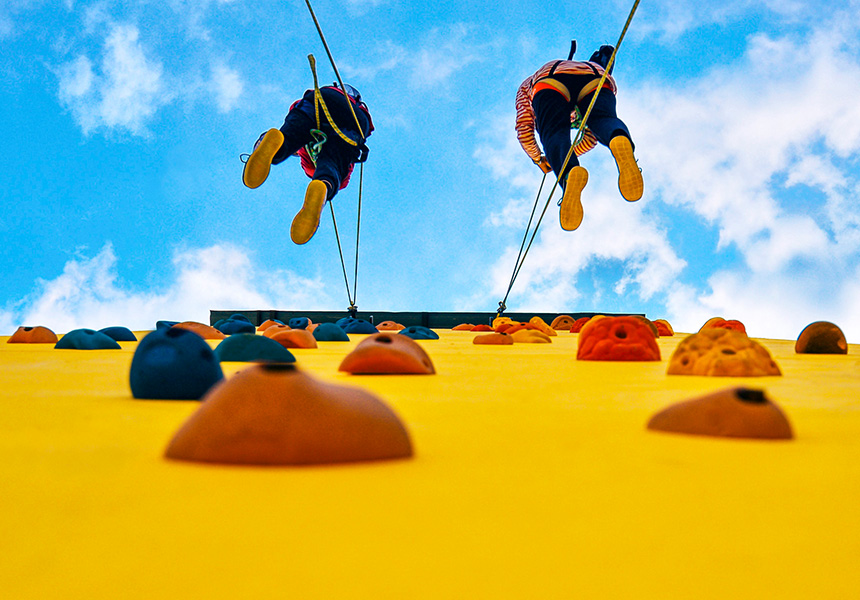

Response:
(313, 322), (350, 341)
(99, 326), (138, 342)
(129, 328), (224, 400)
(341, 319), (378, 334)
(288, 317), (311, 330)
(55, 329), (122, 350)
(229, 313), (252, 323)
(399, 326), (439, 340)
(156, 320), (180, 331)
(214, 333), (296, 362)
(217, 318), (256, 335)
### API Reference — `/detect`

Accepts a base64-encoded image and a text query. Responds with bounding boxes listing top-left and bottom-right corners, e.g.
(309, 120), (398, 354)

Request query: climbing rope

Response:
(303, 0), (367, 314)
(496, 0), (641, 317)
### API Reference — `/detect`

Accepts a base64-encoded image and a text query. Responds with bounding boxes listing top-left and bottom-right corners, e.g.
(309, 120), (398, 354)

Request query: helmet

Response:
(333, 82), (362, 103)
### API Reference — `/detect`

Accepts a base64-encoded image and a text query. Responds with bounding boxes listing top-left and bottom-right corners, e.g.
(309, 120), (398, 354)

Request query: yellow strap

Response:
(307, 54), (359, 148)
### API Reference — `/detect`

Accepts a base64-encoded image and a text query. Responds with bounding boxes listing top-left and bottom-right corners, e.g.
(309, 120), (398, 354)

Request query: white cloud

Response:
(0, 243), (339, 335)
(57, 23), (169, 135)
(210, 62), (243, 113)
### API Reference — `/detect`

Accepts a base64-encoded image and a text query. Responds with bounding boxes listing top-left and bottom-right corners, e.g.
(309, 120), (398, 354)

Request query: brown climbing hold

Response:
(647, 387), (793, 440)
(653, 319), (674, 336)
(164, 363), (413, 465)
(172, 322), (226, 340)
(577, 315), (660, 361)
(452, 323), (474, 331)
(269, 329), (318, 349)
(473, 332), (514, 345)
(7, 326), (59, 344)
(795, 321), (848, 354)
(503, 323), (539, 334)
(339, 332), (435, 375)
(550, 315), (576, 330)
(377, 321), (405, 331)
(667, 329), (781, 376)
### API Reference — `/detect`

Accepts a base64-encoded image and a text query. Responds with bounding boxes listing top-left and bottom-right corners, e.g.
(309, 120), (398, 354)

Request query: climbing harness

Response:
(496, 0), (641, 318)
(303, 0), (368, 314)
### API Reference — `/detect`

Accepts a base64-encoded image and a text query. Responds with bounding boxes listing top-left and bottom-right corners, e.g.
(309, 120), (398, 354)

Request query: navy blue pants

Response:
(272, 88), (369, 199)
(532, 73), (632, 184)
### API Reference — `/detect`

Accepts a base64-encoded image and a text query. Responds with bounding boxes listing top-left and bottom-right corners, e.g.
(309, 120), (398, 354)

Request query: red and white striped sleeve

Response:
(515, 75), (542, 164)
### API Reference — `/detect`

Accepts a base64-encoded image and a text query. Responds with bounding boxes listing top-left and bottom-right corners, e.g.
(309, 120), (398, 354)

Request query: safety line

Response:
(303, 0), (366, 314)
(497, 0), (641, 317)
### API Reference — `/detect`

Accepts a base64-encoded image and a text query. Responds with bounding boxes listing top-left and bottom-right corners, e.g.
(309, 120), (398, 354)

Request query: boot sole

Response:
(243, 129), (284, 189)
(560, 166), (588, 231)
(609, 136), (643, 202)
(291, 180), (328, 245)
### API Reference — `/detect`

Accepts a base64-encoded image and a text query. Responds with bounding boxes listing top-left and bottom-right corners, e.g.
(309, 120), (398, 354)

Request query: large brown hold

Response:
(550, 315), (576, 330)
(339, 332), (436, 375)
(667, 329), (781, 377)
(7, 326), (59, 344)
(795, 321), (848, 354)
(164, 363), (413, 465)
(647, 387), (793, 440)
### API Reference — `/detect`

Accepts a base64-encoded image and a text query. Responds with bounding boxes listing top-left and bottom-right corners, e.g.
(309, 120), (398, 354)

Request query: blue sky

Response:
(2, 0), (860, 341)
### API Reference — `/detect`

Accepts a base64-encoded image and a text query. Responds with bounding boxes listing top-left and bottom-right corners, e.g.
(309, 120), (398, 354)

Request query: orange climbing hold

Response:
(339, 332), (436, 375)
(550, 315), (576, 330)
(377, 321), (406, 331)
(528, 316), (557, 337)
(473, 332), (514, 345)
(172, 322), (226, 340)
(7, 326), (59, 344)
(667, 329), (781, 377)
(653, 319), (674, 336)
(452, 323), (474, 331)
(699, 317), (746, 334)
(164, 363), (413, 465)
(511, 329), (552, 343)
(569, 316), (592, 333)
(269, 329), (318, 349)
(576, 315), (660, 361)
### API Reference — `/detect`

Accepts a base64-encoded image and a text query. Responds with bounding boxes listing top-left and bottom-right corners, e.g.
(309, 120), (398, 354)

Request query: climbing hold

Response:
(164, 363), (413, 465)
(647, 387), (793, 440)
(576, 316), (659, 361)
(98, 326), (138, 342)
(258, 319), (284, 331)
(313, 323), (350, 342)
(492, 316), (515, 330)
(795, 321), (848, 354)
(653, 319), (674, 336)
(699, 317), (746, 334)
(473, 332), (514, 345)
(569, 316), (592, 333)
(511, 329), (552, 343)
(156, 320), (180, 331)
(528, 316), (557, 336)
(377, 321), (405, 331)
(172, 322), (225, 340)
(55, 329), (121, 350)
(452, 323), (474, 331)
(217, 317), (256, 335)
(129, 328), (224, 400)
(550, 315), (576, 330)
(262, 324), (291, 338)
(7, 326), (58, 344)
(341, 319), (378, 334)
(269, 329), (318, 349)
(632, 316), (659, 337)
(339, 333), (435, 375)
(667, 329), (781, 376)
(214, 333), (296, 363)
(398, 326), (439, 340)
(288, 317), (312, 330)
(470, 324), (493, 332)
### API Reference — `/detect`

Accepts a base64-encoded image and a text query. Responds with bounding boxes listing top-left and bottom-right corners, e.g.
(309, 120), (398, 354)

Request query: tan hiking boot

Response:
(560, 166), (588, 231)
(609, 135), (643, 202)
(242, 129), (284, 189)
(290, 180), (328, 244)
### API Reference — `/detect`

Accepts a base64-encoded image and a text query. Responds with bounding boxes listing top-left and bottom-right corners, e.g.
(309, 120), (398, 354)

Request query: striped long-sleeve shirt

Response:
(515, 60), (618, 164)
